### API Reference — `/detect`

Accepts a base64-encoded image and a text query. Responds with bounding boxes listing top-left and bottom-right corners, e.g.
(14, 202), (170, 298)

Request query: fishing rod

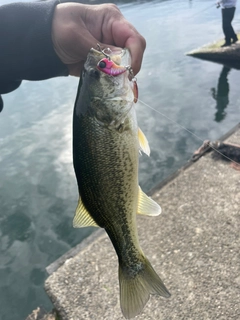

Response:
(189, 3), (218, 19)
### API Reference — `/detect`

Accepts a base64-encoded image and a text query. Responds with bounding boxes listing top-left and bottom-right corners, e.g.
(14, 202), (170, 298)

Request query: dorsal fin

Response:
(73, 198), (99, 228)
(137, 186), (161, 216)
(138, 128), (150, 156)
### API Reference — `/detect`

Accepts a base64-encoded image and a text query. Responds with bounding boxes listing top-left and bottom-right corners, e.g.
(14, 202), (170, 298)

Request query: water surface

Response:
(1, 0), (240, 319)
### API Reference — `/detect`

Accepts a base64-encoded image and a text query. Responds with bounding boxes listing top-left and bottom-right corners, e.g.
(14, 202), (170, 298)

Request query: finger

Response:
(93, 4), (146, 75)
(58, 27), (99, 64)
(124, 36), (146, 75)
(52, 4), (101, 65)
(109, 20), (146, 75)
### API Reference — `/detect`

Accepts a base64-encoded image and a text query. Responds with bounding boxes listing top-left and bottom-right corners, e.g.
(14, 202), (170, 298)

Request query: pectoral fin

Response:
(138, 128), (150, 156)
(73, 198), (99, 228)
(137, 187), (161, 216)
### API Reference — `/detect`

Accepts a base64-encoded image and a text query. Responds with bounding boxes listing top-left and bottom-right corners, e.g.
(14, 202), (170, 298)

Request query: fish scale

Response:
(74, 114), (138, 228)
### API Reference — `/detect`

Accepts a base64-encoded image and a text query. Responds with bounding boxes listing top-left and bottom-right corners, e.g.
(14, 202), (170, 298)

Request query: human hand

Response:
(51, 2), (146, 77)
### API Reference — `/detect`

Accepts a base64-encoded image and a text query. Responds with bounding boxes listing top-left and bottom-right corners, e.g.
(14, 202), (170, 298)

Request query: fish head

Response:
(75, 47), (135, 128)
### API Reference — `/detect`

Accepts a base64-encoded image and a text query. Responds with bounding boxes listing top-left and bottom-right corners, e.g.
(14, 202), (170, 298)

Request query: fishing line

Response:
(138, 98), (240, 166)
(138, 98), (203, 143)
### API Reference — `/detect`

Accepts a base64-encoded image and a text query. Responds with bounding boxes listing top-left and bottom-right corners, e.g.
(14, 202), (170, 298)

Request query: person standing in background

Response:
(217, 0), (238, 46)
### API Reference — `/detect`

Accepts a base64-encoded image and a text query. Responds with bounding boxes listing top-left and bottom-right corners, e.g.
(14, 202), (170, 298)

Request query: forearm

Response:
(0, 0), (68, 94)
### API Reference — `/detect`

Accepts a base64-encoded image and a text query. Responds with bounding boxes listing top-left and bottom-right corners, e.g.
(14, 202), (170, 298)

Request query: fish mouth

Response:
(90, 46), (130, 67)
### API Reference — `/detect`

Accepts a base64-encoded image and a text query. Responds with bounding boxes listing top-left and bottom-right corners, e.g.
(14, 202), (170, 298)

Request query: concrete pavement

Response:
(45, 124), (240, 320)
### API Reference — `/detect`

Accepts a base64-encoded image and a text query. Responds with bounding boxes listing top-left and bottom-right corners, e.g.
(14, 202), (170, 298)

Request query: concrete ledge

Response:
(46, 229), (105, 276)
(187, 34), (240, 68)
(45, 125), (240, 319)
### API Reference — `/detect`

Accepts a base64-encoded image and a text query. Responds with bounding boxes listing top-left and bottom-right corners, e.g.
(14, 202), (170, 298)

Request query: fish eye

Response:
(98, 61), (106, 69)
(89, 68), (100, 79)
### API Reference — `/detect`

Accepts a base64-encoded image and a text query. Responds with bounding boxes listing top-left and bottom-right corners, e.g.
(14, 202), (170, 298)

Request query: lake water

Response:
(1, 0), (240, 319)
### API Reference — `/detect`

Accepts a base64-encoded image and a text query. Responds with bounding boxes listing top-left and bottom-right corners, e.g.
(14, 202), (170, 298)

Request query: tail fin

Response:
(119, 257), (170, 319)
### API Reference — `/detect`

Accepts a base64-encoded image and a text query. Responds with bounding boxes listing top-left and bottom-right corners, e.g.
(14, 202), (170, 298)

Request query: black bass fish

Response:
(72, 47), (170, 319)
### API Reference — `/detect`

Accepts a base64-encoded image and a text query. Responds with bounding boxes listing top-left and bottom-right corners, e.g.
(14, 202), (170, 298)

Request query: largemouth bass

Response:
(72, 47), (170, 319)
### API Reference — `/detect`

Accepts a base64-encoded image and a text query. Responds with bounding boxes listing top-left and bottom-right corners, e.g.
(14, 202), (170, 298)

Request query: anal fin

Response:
(73, 198), (99, 228)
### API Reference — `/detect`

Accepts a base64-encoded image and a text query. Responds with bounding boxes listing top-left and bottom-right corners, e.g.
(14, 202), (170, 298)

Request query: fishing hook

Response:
(97, 43), (111, 60)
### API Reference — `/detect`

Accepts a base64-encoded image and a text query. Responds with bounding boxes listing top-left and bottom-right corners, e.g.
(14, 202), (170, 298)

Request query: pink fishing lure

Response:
(97, 58), (127, 76)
